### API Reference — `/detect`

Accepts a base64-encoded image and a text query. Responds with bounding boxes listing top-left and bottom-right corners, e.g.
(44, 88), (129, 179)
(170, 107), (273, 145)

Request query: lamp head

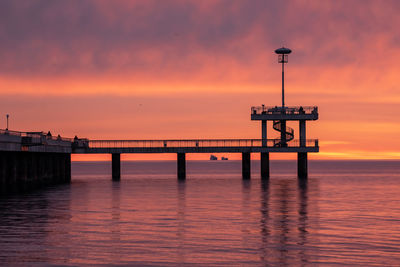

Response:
(275, 47), (291, 63)
(275, 47), (292, 54)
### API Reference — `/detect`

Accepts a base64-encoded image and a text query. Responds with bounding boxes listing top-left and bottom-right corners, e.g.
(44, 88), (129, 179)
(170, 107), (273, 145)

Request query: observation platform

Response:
(251, 106), (318, 121)
(250, 105), (319, 179)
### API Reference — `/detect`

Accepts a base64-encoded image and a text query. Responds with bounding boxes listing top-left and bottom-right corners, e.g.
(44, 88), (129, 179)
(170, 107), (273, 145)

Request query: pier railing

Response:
(88, 139), (318, 148)
(251, 106), (318, 115)
(0, 129), (74, 148)
(0, 129), (73, 142)
(0, 129), (319, 151)
(0, 129), (23, 137)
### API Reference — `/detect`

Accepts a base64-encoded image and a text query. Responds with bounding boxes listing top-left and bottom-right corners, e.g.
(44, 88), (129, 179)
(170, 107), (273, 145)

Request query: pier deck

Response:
(77, 139), (318, 154)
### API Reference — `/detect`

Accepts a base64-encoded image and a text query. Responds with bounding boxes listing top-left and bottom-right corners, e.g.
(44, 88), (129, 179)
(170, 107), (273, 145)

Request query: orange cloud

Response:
(0, 0), (399, 160)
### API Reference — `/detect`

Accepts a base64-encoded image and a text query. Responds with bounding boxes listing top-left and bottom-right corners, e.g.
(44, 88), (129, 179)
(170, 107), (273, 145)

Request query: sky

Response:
(0, 0), (399, 160)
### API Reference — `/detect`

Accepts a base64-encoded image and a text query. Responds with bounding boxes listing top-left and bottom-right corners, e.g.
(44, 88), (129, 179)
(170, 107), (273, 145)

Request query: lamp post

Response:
(6, 114), (9, 130)
(274, 47), (291, 108)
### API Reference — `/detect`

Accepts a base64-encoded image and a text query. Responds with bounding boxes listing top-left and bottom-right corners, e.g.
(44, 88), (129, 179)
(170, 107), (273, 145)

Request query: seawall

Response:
(0, 151), (71, 195)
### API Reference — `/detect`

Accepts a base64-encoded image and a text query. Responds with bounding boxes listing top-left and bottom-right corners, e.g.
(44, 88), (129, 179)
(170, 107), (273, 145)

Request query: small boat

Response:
(210, 155), (218, 160)
(221, 157), (228, 160)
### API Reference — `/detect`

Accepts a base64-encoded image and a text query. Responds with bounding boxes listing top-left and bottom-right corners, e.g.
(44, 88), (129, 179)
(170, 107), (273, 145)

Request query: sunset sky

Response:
(0, 0), (399, 160)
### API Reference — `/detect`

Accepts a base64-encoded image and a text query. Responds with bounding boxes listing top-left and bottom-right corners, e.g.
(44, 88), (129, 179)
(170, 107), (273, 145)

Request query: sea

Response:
(0, 160), (400, 266)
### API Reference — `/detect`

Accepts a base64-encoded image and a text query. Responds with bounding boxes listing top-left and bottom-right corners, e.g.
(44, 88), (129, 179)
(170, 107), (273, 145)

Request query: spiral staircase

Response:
(273, 120), (294, 147)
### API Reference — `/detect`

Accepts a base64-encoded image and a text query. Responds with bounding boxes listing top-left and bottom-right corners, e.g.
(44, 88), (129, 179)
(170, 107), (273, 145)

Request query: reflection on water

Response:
(110, 181), (121, 262)
(1, 160), (400, 265)
(241, 180), (252, 251)
(259, 179), (270, 264)
(298, 179), (309, 266)
(176, 180), (186, 264)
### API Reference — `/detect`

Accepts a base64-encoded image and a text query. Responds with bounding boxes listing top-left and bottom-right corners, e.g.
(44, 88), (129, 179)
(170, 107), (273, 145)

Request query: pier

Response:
(0, 130), (71, 194)
(0, 128), (318, 194)
(76, 135), (318, 180)
(0, 47), (319, 194)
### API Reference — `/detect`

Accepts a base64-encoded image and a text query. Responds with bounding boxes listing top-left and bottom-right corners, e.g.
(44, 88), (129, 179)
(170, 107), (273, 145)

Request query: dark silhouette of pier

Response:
(0, 47), (319, 194)
(0, 103), (318, 192)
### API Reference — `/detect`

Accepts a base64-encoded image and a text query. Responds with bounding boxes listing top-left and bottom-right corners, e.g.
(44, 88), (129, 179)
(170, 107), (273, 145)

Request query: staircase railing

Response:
(272, 120), (294, 147)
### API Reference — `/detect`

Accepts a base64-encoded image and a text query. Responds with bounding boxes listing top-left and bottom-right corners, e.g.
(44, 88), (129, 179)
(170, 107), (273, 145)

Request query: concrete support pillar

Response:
(54, 154), (59, 184)
(262, 120), (267, 146)
(300, 120), (306, 147)
(40, 154), (45, 184)
(57, 154), (63, 183)
(27, 153), (35, 190)
(17, 152), (28, 192)
(52, 153), (57, 184)
(10, 152), (18, 192)
(59, 154), (64, 183)
(0, 152), (5, 194)
(48, 153), (54, 184)
(31, 153), (39, 189)
(298, 152), (308, 179)
(280, 120), (287, 147)
(242, 152), (251, 180)
(38, 153), (46, 186)
(66, 153), (71, 182)
(53, 153), (60, 184)
(112, 153), (121, 181)
(5, 152), (16, 193)
(177, 153), (186, 180)
(42, 153), (48, 184)
(260, 152), (269, 180)
(59, 154), (65, 183)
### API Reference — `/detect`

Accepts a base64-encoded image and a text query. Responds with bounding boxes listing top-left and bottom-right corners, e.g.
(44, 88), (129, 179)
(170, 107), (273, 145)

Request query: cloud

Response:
(0, 0), (399, 82)
(1, 0), (400, 159)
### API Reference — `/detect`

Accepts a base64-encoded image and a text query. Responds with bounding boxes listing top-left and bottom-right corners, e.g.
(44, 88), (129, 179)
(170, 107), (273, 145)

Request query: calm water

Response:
(1, 160), (400, 266)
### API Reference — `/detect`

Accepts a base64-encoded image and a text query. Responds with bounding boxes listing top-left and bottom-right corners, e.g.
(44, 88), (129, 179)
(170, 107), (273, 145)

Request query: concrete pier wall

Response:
(0, 151), (71, 195)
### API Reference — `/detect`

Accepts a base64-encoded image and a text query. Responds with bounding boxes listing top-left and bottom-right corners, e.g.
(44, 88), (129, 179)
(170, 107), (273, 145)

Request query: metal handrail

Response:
(0, 129), (22, 136)
(0, 129), (318, 149)
(0, 129), (74, 142)
(50, 136), (74, 142)
(88, 139), (318, 148)
(251, 106), (318, 115)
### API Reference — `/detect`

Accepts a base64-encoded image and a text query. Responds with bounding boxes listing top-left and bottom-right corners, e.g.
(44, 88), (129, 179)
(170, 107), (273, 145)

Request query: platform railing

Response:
(88, 139), (318, 149)
(251, 106), (318, 115)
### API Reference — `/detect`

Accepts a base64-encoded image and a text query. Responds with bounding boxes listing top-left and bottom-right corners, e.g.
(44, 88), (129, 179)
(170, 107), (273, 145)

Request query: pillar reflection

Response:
(177, 180), (186, 264)
(259, 179), (270, 263)
(110, 181), (122, 262)
(111, 181), (121, 238)
(277, 180), (290, 266)
(241, 179), (252, 247)
(297, 179), (309, 266)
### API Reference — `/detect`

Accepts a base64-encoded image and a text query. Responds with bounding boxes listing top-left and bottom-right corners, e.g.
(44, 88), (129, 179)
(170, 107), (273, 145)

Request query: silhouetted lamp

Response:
(275, 47), (292, 108)
(6, 114), (9, 131)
